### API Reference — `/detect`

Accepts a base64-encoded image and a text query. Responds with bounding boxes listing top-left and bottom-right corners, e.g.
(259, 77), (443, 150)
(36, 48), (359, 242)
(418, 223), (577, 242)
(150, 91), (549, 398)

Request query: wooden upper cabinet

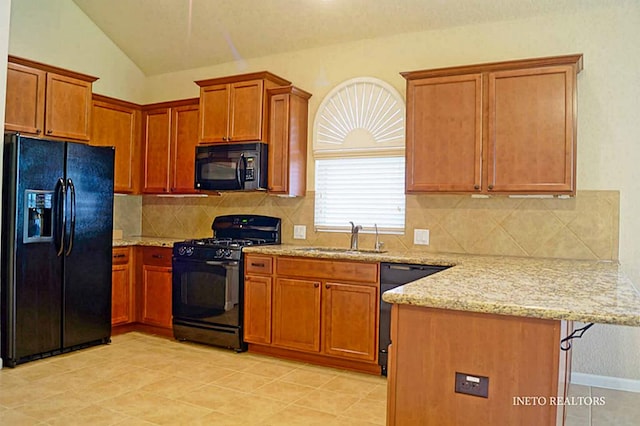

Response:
(45, 73), (93, 141)
(267, 86), (311, 196)
(5, 56), (97, 142)
(5, 62), (46, 135)
(143, 107), (172, 193)
(487, 66), (576, 193)
(402, 54), (582, 195)
(170, 103), (200, 193)
(199, 84), (230, 142)
(142, 98), (199, 194)
(91, 95), (141, 193)
(405, 74), (482, 192)
(230, 80), (265, 142)
(196, 71), (291, 144)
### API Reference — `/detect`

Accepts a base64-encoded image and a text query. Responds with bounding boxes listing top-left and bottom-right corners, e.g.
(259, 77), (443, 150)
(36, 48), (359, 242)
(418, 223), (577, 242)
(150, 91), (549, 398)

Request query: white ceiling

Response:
(72, 0), (603, 76)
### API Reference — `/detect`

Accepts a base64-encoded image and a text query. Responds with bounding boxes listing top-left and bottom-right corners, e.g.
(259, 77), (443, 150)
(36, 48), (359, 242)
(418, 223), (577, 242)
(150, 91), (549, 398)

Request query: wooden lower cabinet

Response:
(323, 282), (378, 362)
(244, 254), (380, 373)
(272, 278), (321, 351)
(244, 274), (273, 344)
(139, 247), (173, 329)
(386, 304), (571, 426)
(111, 247), (133, 325)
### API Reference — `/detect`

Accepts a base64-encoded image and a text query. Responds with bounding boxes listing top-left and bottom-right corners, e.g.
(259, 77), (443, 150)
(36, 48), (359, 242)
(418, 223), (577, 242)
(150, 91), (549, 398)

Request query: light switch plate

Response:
(414, 229), (430, 245)
(293, 225), (306, 240)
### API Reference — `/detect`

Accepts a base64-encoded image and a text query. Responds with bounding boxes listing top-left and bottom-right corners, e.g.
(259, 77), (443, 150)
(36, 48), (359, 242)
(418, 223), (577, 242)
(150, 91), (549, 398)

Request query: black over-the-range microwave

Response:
(195, 142), (268, 191)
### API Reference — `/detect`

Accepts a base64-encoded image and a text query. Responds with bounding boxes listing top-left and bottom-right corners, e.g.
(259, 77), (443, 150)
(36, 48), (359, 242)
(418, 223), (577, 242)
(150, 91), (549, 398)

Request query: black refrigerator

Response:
(1, 133), (114, 367)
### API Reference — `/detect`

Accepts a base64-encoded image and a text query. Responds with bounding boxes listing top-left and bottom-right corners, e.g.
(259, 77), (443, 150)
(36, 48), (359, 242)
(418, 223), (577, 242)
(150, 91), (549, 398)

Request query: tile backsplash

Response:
(126, 190), (619, 261)
(113, 194), (142, 237)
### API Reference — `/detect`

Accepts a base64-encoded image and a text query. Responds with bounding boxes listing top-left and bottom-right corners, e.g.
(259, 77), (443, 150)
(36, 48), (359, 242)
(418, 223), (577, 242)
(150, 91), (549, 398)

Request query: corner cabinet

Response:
(91, 95), (141, 194)
(142, 99), (200, 194)
(267, 86), (311, 196)
(195, 72), (291, 144)
(244, 254), (380, 374)
(5, 56), (97, 142)
(139, 247), (173, 329)
(111, 247), (134, 326)
(403, 54), (583, 195)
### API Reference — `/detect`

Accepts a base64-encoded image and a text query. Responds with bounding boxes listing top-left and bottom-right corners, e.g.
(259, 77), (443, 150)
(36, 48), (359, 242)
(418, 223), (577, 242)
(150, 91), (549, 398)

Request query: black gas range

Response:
(172, 215), (281, 351)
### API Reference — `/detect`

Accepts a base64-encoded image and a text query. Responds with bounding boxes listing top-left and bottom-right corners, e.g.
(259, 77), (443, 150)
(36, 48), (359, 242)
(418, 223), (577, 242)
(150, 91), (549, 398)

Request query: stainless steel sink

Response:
(295, 247), (387, 254)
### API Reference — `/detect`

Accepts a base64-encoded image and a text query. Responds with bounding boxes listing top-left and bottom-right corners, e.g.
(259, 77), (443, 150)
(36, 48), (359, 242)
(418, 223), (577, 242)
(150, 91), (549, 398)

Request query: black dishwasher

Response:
(379, 262), (450, 376)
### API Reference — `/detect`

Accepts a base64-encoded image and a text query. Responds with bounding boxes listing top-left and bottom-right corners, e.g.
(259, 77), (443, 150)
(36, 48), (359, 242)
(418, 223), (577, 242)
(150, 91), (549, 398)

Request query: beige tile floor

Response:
(0, 332), (638, 425)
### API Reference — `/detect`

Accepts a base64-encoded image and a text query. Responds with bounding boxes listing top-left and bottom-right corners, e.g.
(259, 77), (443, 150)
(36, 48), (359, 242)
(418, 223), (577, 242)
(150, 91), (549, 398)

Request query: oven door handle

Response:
(205, 260), (239, 267)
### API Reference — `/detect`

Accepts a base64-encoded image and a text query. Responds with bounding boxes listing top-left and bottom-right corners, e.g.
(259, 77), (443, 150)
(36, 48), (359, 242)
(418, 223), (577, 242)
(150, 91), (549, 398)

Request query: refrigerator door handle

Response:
(65, 178), (76, 256)
(55, 178), (66, 256)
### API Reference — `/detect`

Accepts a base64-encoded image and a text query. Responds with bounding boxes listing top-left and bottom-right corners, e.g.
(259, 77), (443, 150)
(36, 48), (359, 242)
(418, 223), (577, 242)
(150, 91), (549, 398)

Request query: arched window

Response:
(313, 77), (405, 233)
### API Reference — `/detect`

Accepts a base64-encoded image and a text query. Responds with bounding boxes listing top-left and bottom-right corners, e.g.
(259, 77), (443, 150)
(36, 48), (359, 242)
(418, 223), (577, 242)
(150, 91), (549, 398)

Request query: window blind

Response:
(314, 156), (405, 233)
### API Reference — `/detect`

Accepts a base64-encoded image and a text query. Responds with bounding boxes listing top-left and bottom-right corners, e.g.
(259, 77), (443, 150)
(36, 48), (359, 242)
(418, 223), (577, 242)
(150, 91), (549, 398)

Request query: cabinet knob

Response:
(325, 284), (330, 289)
(46, 129), (53, 135)
(222, 136), (228, 141)
(314, 283), (320, 288)
(488, 184), (494, 190)
(113, 254), (126, 258)
(36, 129), (42, 135)
(474, 185), (480, 190)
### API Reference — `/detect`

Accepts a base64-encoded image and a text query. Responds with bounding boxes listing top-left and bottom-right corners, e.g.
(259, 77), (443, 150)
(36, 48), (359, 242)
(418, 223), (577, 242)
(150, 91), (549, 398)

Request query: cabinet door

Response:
(268, 93), (290, 193)
(143, 108), (172, 193)
(272, 277), (321, 352)
(5, 62), (46, 135)
(92, 100), (140, 193)
(323, 282), (378, 362)
(171, 104), (200, 193)
(405, 74), (482, 192)
(45, 73), (92, 141)
(487, 66), (576, 194)
(141, 265), (173, 328)
(244, 274), (272, 344)
(112, 248), (132, 326)
(199, 84), (230, 142)
(229, 79), (263, 142)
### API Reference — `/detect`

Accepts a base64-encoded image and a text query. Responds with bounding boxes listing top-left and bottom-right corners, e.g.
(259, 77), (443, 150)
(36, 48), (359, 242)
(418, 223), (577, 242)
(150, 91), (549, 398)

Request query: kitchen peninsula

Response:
(242, 245), (640, 425)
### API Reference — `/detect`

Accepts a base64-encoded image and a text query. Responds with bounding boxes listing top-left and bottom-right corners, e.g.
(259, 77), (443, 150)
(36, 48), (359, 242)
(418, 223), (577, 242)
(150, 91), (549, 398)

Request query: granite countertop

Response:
(112, 237), (184, 248)
(243, 244), (640, 327)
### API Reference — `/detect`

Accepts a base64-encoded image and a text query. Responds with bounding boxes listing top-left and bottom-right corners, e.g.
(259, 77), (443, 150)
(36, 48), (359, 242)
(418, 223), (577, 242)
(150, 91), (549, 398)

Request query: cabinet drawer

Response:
(277, 257), (378, 284)
(245, 255), (273, 275)
(112, 247), (130, 265)
(143, 247), (172, 267)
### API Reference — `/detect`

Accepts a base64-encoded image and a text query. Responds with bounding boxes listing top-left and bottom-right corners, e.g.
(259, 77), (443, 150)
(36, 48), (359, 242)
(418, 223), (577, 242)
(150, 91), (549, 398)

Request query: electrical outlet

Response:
(414, 229), (430, 245)
(293, 225), (306, 240)
(455, 372), (489, 398)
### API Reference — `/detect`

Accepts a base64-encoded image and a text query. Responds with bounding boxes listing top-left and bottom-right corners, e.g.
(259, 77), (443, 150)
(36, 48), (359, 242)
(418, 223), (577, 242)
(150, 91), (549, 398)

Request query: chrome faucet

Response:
(374, 223), (384, 252)
(349, 221), (362, 250)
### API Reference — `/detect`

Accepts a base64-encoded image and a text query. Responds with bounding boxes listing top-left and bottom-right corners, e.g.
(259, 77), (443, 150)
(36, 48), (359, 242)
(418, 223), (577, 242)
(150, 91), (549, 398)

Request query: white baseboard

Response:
(571, 372), (640, 393)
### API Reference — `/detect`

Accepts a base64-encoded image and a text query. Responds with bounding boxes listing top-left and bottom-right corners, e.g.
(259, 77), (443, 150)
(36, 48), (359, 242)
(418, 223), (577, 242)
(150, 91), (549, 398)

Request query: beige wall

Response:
(8, 0), (146, 102)
(6, 0), (640, 381)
